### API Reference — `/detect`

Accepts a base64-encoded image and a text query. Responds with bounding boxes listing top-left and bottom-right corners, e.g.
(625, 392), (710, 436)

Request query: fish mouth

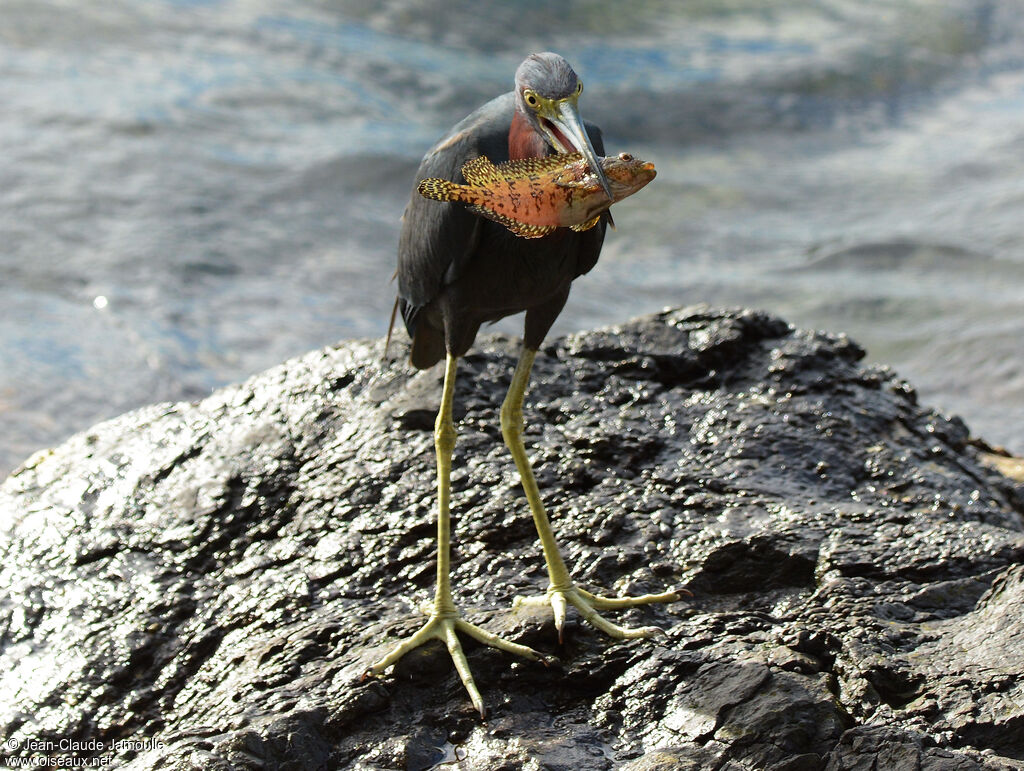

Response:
(604, 162), (657, 200)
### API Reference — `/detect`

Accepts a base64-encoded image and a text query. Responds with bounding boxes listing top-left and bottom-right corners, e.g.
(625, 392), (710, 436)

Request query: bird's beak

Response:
(543, 99), (615, 202)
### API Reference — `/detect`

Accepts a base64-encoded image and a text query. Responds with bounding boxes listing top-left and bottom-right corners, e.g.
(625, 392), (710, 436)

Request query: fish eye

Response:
(575, 81), (583, 96)
(524, 90), (540, 109)
(618, 152), (633, 161)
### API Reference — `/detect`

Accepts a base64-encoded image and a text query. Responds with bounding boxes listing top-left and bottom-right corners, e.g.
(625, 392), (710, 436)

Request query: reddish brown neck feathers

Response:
(508, 109), (547, 160)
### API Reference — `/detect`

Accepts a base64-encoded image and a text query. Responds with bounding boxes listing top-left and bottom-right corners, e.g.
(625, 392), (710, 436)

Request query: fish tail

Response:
(417, 178), (469, 203)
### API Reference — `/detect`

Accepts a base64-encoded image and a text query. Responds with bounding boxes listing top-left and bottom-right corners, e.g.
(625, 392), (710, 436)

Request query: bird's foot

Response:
(513, 583), (685, 643)
(362, 605), (551, 718)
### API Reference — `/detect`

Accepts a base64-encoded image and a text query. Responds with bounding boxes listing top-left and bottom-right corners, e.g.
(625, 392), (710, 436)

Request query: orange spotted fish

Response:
(416, 152), (656, 239)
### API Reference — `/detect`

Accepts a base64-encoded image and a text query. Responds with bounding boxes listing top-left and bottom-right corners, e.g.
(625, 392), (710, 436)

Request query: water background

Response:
(2, 0), (1023, 476)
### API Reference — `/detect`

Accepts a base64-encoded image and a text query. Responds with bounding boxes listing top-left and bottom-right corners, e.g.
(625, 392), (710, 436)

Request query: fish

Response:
(416, 152), (656, 239)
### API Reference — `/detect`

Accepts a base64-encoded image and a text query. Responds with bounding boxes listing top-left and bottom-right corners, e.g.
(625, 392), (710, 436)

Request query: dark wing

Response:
(396, 92), (516, 336)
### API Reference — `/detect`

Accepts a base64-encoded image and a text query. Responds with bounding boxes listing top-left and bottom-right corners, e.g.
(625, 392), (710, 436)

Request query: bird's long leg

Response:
(364, 353), (548, 717)
(502, 346), (683, 642)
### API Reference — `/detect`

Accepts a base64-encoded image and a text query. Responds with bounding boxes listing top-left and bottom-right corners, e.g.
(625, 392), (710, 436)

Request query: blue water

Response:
(2, 0), (1022, 475)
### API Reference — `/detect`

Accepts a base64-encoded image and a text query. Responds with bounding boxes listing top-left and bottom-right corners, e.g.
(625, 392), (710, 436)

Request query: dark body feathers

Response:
(397, 92), (607, 369)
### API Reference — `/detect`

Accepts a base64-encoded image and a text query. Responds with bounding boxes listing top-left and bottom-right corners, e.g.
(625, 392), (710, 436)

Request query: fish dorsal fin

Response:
(461, 156), (504, 186)
(495, 152), (584, 180)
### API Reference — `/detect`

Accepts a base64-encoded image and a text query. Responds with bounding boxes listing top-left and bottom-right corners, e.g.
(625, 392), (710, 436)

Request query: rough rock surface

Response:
(2, 306), (1023, 770)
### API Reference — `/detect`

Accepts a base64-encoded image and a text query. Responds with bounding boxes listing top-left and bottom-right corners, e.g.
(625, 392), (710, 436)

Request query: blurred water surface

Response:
(2, 0), (1022, 474)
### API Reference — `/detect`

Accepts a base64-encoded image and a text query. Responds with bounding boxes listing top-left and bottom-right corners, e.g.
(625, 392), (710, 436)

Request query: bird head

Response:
(514, 52), (614, 201)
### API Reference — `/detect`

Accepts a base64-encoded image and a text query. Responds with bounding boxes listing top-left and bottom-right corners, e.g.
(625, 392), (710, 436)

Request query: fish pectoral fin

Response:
(461, 156), (504, 186)
(570, 216), (602, 232)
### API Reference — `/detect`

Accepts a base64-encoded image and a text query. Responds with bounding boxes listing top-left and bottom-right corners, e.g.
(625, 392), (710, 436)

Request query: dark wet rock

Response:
(2, 306), (1023, 770)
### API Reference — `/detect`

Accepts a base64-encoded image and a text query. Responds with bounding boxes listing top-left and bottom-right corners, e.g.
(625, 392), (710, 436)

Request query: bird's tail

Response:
(382, 294), (400, 363)
(417, 177), (473, 204)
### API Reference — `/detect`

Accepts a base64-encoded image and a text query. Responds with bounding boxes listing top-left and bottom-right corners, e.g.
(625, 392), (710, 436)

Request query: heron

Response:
(368, 52), (681, 716)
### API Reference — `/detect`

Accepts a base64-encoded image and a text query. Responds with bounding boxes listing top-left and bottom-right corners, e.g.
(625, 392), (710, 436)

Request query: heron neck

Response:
(508, 109), (548, 160)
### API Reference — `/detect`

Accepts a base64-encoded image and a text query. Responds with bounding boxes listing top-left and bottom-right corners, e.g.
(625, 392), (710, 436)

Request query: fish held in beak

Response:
(542, 99), (615, 202)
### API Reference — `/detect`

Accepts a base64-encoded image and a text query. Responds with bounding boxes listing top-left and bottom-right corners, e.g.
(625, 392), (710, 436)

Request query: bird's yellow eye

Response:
(524, 90), (540, 109)
(575, 81), (583, 96)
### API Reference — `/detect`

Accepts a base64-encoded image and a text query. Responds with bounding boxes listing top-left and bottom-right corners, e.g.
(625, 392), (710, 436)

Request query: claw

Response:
(366, 609), (546, 717)
(551, 590), (568, 644)
(516, 582), (684, 641)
